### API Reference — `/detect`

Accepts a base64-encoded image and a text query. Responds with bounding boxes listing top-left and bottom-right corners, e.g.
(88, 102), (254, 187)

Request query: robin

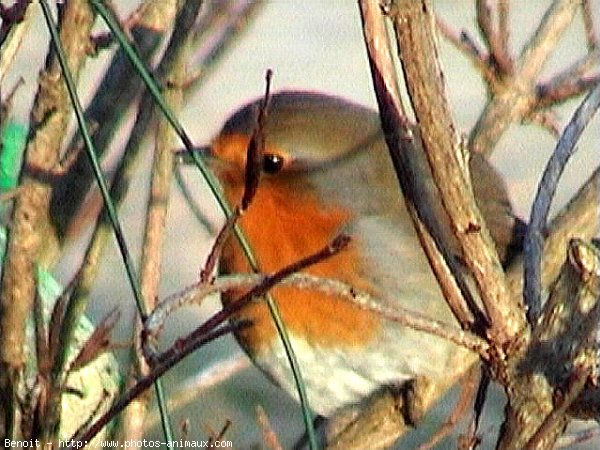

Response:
(201, 90), (523, 418)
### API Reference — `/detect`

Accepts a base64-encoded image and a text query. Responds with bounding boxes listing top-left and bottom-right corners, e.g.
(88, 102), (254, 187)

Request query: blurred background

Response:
(2, 1), (600, 448)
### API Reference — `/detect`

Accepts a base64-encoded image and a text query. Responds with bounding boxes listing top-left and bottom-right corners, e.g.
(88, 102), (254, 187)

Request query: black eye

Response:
(262, 153), (285, 174)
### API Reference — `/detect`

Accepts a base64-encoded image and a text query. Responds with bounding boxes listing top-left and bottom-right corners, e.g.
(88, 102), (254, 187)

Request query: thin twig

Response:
(477, 0), (512, 74)
(469, 0), (580, 154)
(0, 185), (23, 203)
(524, 82), (600, 322)
(581, 0), (599, 52)
(65, 322), (239, 450)
(0, 1), (33, 84)
(241, 69), (272, 211)
(200, 207), (240, 283)
(145, 270), (488, 359)
(524, 361), (593, 450)
(50, 3), (172, 240)
(146, 355), (250, 428)
(257, 406), (284, 450)
(537, 73), (600, 108)
(185, 0), (265, 92)
(418, 366), (480, 450)
(435, 17), (496, 84)
(70, 235), (350, 448)
(459, 370), (490, 450)
(506, 164), (600, 303)
(122, 0), (205, 444)
(526, 109), (561, 137)
(496, 0), (511, 71)
(556, 425), (600, 448)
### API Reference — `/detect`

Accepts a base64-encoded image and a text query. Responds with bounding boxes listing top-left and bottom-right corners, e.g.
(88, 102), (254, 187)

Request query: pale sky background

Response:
(3, 1), (600, 448)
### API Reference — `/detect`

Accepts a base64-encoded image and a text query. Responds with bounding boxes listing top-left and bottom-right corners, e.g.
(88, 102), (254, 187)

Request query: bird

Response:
(200, 90), (523, 418)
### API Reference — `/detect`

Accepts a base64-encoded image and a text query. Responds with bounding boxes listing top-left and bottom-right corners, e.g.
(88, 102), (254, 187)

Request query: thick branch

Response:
(0, 0), (94, 392)
(390, 0), (525, 346)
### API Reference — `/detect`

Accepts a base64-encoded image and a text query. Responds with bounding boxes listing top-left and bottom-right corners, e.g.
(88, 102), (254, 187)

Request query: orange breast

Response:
(220, 175), (381, 354)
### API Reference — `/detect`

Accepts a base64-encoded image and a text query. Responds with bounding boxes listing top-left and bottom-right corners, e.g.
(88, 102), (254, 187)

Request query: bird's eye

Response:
(262, 153), (285, 174)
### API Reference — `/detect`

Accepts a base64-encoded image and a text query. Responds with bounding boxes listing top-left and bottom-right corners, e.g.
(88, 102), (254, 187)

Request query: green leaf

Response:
(0, 122), (27, 192)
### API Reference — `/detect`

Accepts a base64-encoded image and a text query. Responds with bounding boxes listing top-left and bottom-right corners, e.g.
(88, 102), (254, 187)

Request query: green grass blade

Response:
(88, 1), (317, 447)
(39, 0), (173, 444)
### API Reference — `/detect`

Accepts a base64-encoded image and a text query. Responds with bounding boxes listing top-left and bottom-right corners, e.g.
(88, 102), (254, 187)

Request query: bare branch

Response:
(470, 0), (580, 154)
(0, 2), (95, 435)
(359, 0), (480, 334)
(388, 0), (524, 346)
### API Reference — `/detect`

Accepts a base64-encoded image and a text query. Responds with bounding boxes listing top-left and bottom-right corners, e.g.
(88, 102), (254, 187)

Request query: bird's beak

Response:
(175, 144), (238, 177)
(175, 144), (212, 165)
